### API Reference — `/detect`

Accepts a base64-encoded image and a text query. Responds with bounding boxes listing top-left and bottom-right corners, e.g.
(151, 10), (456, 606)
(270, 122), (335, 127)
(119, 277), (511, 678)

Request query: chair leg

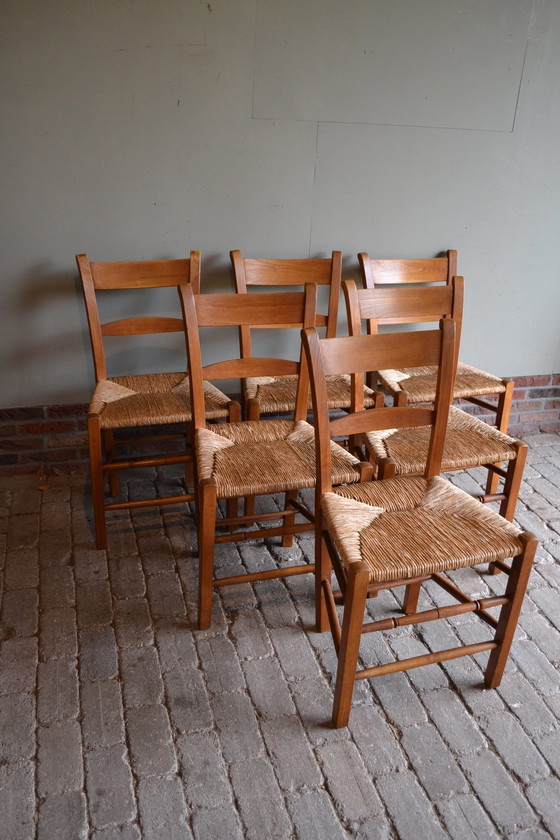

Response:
(315, 527), (331, 633)
(487, 381), (514, 495)
(484, 533), (537, 688)
(332, 561), (370, 728)
(403, 581), (421, 614)
(498, 443), (527, 522)
(281, 488), (297, 548)
(88, 418), (107, 550)
(198, 480), (218, 630)
(103, 429), (120, 496)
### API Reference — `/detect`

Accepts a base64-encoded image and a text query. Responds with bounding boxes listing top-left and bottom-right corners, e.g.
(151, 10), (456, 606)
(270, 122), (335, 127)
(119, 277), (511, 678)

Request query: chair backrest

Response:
(347, 270), (464, 379)
(179, 283), (317, 429)
(302, 319), (456, 494)
(77, 252), (201, 382)
(358, 250), (457, 287)
(230, 250), (342, 360)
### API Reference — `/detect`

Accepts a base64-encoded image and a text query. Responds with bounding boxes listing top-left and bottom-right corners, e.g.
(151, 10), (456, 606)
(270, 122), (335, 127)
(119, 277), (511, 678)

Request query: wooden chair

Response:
(302, 320), (537, 728)
(230, 249), (377, 419)
(344, 278), (527, 522)
(358, 251), (514, 436)
(78, 252), (238, 550)
(178, 283), (365, 630)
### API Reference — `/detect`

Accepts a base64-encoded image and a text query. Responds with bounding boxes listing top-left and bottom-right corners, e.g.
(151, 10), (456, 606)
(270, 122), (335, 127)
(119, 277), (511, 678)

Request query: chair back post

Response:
(77, 253), (107, 381)
(301, 327), (334, 494)
(425, 317), (456, 477)
(178, 284), (208, 429)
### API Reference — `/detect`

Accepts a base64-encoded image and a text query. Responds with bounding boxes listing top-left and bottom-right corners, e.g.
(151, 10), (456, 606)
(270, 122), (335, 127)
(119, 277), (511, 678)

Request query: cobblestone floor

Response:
(1, 432), (559, 840)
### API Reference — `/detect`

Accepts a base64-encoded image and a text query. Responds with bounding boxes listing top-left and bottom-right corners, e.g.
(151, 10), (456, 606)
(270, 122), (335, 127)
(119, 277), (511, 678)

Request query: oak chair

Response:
(344, 278), (527, 522)
(178, 283), (365, 630)
(358, 251), (514, 436)
(78, 252), (238, 550)
(230, 249), (377, 419)
(302, 320), (537, 728)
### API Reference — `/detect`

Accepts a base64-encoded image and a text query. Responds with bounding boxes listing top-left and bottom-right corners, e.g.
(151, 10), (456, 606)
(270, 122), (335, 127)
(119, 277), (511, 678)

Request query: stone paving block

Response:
(37, 719), (83, 797)
(0, 635), (38, 694)
(388, 634), (449, 692)
(400, 722), (468, 800)
(126, 704), (177, 777)
(164, 667), (213, 733)
(86, 743), (137, 830)
(286, 789), (348, 840)
(114, 596), (154, 647)
(137, 532), (177, 575)
(261, 715), (323, 791)
(81, 679), (126, 749)
(0, 760), (35, 840)
(1, 586), (38, 636)
(10, 488), (41, 515)
(527, 777), (560, 840)
(520, 612), (560, 664)
(230, 756), (293, 840)
(4, 547), (39, 589)
(155, 618), (198, 671)
(242, 657), (296, 719)
(38, 790), (88, 840)
(254, 578), (299, 627)
(39, 527), (72, 565)
(137, 774), (193, 840)
(317, 739), (383, 822)
(109, 554), (146, 599)
(370, 671), (428, 729)
(481, 711), (551, 783)
(40, 605), (77, 660)
(530, 586), (560, 631)
(460, 750), (537, 833)
(91, 827), (141, 840)
(511, 639), (560, 696)
(177, 730), (232, 809)
(146, 572), (187, 618)
(37, 657), (79, 723)
(73, 547), (108, 582)
(197, 635), (245, 694)
(211, 691), (264, 763)
(106, 527), (139, 559)
(497, 671), (558, 737)
(289, 675), (348, 745)
(537, 729), (560, 775)
(79, 625), (119, 680)
(230, 609), (273, 659)
(420, 686), (487, 756)
(191, 803), (244, 840)
(437, 793), (500, 840)
(269, 625), (323, 680)
(0, 692), (35, 761)
(347, 704), (407, 778)
(40, 499), (72, 532)
(7, 512), (39, 550)
(40, 564), (75, 607)
(121, 646), (164, 707)
(375, 771), (448, 840)
(76, 579), (113, 626)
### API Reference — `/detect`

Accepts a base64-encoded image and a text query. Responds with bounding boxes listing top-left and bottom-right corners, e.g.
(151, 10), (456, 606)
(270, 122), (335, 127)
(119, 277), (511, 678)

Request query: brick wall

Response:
(1, 374), (559, 475)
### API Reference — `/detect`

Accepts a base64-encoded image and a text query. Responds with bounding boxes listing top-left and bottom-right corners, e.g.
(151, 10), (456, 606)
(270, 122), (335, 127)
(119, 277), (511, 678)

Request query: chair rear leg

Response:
(198, 480), (218, 630)
(332, 561), (370, 728)
(498, 443), (527, 522)
(88, 418), (107, 550)
(487, 381), (514, 495)
(281, 488), (298, 547)
(103, 429), (120, 496)
(484, 533), (537, 688)
(403, 581), (421, 614)
(315, 527), (331, 633)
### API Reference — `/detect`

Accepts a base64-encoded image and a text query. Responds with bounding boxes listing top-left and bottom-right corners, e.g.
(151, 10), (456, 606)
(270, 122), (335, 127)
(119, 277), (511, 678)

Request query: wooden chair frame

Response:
(343, 278), (527, 522)
(78, 252), (238, 549)
(302, 321), (537, 727)
(179, 283), (365, 630)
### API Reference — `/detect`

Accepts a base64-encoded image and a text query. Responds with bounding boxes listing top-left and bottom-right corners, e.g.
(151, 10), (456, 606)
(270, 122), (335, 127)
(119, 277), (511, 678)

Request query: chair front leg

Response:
(332, 561), (370, 728)
(198, 479), (218, 630)
(315, 523), (331, 633)
(88, 416), (107, 551)
(103, 429), (120, 496)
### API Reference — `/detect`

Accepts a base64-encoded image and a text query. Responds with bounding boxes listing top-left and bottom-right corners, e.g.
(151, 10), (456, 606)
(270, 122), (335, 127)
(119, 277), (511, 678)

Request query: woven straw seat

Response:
(78, 252), (237, 550)
(243, 373), (377, 414)
(302, 318), (537, 728)
(91, 374), (232, 428)
(325, 475), (523, 583)
(377, 362), (507, 404)
(197, 419), (360, 498)
(365, 405), (517, 473)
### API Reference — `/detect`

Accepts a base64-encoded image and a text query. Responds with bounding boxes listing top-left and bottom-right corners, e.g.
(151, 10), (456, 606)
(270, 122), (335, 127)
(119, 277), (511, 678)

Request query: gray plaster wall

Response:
(1, 0), (559, 408)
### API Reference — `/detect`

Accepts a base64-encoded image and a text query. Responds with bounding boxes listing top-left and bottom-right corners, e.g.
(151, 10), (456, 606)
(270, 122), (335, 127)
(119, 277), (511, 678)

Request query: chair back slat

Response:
(318, 330), (444, 376)
(358, 250), (457, 287)
(89, 257), (200, 291)
(101, 317), (184, 336)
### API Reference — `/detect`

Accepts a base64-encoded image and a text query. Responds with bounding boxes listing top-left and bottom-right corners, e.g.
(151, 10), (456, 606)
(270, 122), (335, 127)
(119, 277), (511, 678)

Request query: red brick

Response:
(553, 374), (560, 385)
(19, 421), (75, 435)
(517, 411), (559, 423)
(20, 449), (81, 463)
(513, 375), (552, 387)
(0, 407), (44, 421)
(46, 434), (88, 449)
(539, 421), (560, 433)
(0, 424), (16, 437)
(46, 404), (87, 418)
(510, 400), (545, 413)
(545, 399), (560, 410)
(511, 389), (527, 400)
(0, 438), (44, 452)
